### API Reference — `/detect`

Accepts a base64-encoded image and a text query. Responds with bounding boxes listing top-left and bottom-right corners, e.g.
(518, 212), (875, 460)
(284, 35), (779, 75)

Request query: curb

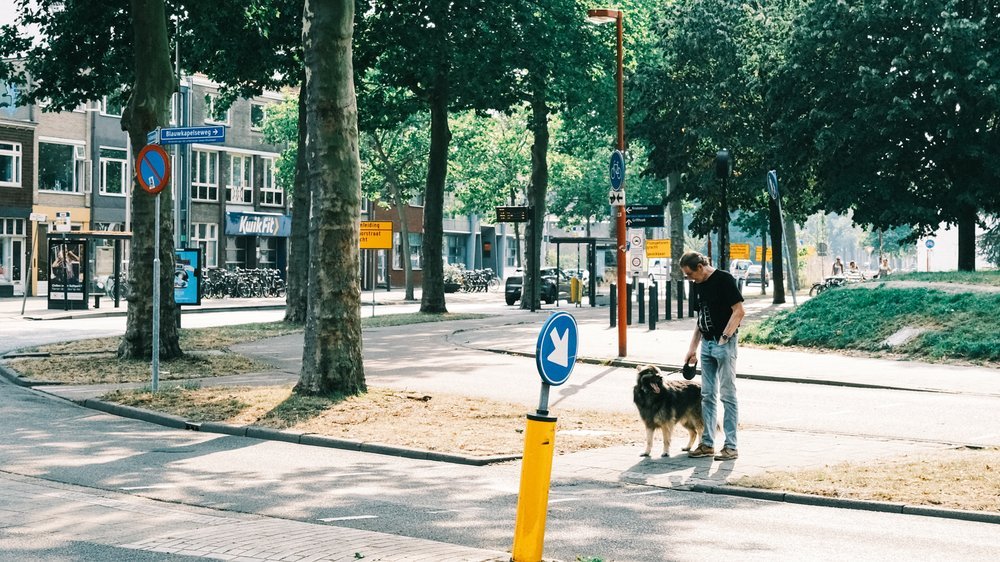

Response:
(690, 484), (1000, 525)
(22, 303), (287, 321)
(76, 398), (520, 467)
(0, 361), (62, 387)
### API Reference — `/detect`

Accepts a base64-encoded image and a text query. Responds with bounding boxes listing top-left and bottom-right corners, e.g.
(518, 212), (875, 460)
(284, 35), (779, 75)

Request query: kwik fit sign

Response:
(225, 211), (292, 237)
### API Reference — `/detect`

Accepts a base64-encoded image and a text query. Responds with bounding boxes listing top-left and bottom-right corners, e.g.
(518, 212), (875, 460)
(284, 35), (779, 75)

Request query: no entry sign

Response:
(136, 144), (171, 195)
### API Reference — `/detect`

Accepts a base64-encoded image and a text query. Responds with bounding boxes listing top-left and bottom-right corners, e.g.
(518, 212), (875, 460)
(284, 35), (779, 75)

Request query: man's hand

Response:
(684, 349), (698, 367)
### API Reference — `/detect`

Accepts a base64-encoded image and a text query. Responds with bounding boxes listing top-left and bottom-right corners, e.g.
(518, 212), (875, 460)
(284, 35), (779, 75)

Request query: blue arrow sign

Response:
(609, 150), (625, 191)
(535, 311), (578, 386)
(767, 170), (779, 200)
(159, 126), (226, 145)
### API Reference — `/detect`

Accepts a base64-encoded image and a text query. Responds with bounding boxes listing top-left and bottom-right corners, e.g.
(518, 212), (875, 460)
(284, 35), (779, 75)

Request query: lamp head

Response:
(586, 8), (621, 25)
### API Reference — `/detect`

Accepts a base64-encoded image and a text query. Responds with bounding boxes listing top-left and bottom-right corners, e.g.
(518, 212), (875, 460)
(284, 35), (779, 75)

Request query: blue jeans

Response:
(700, 336), (739, 449)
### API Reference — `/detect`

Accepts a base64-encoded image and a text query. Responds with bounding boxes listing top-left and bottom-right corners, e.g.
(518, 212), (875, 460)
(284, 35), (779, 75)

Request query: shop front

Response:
(223, 210), (291, 274)
(0, 214), (27, 296)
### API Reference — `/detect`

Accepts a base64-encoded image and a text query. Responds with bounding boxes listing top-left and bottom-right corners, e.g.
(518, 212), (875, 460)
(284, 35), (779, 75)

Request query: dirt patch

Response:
(732, 447), (1000, 512)
(102, 384), (645, 457)
(6, 353), (272, 384)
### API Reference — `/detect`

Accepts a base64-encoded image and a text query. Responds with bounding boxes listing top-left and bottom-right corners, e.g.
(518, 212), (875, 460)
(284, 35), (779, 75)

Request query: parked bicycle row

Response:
(203, 267), (286, 299)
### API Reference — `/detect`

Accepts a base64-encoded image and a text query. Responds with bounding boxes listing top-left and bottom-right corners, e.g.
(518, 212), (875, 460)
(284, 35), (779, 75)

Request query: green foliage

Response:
(889, 271), (1000, 287)
(978, 221), (1000, 268)
(744, 286), (1000, 361)
(360, 113), (429, 210)
(261, 95), (300, 194)
(448, 109), (531, 216)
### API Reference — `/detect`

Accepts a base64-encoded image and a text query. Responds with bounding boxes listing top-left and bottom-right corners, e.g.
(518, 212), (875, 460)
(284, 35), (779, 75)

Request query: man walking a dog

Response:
(680, 251), (745, 461)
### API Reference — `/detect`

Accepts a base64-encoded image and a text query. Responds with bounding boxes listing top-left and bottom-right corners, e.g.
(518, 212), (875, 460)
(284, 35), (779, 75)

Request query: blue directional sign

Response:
(146, 128), (159, 145)
(535, 311), (578, 386)
(609, 150), (626, 191)
(925, 239), (935, 249)
(159, 126), (226, 145)
(767, 170), (779, 200)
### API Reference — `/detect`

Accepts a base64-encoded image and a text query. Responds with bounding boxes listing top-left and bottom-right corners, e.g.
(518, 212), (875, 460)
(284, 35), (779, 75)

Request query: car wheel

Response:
(543, 283), (556, 304)
(505, 293), (518, 306)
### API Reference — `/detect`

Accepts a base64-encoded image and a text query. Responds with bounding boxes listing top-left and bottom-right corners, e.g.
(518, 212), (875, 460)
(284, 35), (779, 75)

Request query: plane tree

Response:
(0, 0), (181, 359)
(774, 0), (1000, 271)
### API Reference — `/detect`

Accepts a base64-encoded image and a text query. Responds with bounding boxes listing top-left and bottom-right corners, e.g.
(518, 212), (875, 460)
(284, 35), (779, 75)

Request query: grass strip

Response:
(887, 271), (1000, 287)
(7, 353), (272, 384)
(101, 384), (638, 457)
(732, 448), (1000, 512)
(743, 285), (1000, 361)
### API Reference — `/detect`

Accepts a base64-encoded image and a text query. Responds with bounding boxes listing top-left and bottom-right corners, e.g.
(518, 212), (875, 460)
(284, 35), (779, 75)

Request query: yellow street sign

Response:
(730, 243), (751, 260)
(646, 239), (671, 258)
(360, 221), (393, 250)
(755, 247), (773, 262)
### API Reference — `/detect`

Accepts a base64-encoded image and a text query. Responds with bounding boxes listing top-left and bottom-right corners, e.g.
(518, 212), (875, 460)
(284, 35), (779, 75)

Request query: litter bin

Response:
(569, 277), (581, 304)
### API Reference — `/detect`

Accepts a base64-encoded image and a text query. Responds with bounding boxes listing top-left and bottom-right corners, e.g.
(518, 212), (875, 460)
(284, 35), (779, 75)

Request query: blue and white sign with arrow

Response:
(609, 150), (626, 191)
(158, 126), (226, 145)
(535, 311), (578, 386)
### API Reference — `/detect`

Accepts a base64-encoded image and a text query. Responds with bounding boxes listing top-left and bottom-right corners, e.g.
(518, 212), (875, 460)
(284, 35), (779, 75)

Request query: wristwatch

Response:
(720, 333), (731, 342)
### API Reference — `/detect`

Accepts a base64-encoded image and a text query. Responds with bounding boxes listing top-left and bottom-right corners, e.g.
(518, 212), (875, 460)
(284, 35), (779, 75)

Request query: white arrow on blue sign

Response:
(767, 170), (779, 200)
(609, 150), (626, 192)
(535, 311), (578, 386)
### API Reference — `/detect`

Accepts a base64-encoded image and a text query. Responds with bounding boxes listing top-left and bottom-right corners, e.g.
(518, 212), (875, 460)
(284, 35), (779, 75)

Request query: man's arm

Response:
(720, 302), (745, 342)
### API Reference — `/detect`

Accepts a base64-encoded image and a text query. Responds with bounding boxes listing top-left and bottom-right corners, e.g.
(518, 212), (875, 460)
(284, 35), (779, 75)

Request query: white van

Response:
(729, 259), (753, 281)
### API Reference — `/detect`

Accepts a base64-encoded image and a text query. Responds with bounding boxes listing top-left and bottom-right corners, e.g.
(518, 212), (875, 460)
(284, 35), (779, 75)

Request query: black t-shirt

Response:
(693, 269), (744, 339)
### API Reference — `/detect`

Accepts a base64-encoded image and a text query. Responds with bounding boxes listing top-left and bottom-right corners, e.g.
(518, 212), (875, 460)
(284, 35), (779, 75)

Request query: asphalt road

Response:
(2, 295), (999, 560)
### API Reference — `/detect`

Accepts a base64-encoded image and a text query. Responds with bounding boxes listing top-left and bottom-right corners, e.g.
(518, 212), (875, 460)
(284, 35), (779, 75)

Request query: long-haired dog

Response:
(633, 364), (704, 457)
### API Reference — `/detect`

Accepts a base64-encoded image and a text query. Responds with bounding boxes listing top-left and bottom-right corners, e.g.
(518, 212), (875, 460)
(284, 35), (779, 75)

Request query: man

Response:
(681, 251), (745, 461)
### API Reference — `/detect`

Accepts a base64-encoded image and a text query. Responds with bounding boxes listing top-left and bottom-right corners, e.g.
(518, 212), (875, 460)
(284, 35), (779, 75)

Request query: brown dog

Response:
(633, 365), (704, 457)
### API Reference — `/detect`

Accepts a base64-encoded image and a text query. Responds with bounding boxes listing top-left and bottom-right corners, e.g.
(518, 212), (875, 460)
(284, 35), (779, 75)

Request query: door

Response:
(11, 239), (23, 294)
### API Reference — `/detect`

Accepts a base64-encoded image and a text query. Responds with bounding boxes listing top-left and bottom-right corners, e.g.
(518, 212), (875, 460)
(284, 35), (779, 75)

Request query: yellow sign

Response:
(730, 243), (751, 260)
(360, 221), (393, 250)
(646, 239), (671, 258)
(755, 247), (773, 262)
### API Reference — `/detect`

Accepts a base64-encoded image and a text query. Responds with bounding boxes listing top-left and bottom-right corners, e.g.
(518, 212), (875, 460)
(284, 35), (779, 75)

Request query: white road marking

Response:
(548, 498), (582, 504)
(623, 489), (668, 497)
(318, 515), (379, 522)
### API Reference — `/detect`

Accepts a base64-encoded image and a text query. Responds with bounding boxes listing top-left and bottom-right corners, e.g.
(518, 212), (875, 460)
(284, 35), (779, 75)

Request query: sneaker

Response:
(687, 444), (715, 458)
(714, 447), (738, 461)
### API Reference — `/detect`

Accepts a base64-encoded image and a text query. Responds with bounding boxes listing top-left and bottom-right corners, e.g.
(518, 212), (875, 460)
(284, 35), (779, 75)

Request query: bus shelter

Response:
(549, 236), (615, 307)
(47, 231), (130, 310)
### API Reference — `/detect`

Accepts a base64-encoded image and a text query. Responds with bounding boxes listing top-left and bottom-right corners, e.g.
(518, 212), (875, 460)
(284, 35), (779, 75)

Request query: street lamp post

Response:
(587, 7), (627, 357)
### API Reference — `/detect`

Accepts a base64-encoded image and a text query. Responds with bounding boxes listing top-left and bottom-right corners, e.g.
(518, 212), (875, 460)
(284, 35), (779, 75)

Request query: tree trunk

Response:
(284, 78), (310, 323)
(522, 90), (548, 310)
(783, 213), (800, 293)
(760, 229), (767, 295)
(118, 0), (181, 360)
(295, 0), (365, 396)
(668, 173), (684, 282)
(420, 86), (450, 314)
(717, 182), (730, 272)
(768, 197), (786, 304)
(957, 203), (977, 271)
(395, 198), (415, 300)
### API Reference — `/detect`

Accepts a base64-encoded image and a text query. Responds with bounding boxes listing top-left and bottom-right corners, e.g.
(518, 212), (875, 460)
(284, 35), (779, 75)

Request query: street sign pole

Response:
(152, 194), (161, 392)
(768, 171), (797, 306)
(137, 143), (172, 392)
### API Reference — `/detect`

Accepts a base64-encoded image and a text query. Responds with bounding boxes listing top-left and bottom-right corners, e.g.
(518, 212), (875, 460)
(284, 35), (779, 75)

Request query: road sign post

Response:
(513, 312), (578, 562)
(137, 144), (172, 392)
(360, 221), (393, 316)
(767, 170), (796, 305)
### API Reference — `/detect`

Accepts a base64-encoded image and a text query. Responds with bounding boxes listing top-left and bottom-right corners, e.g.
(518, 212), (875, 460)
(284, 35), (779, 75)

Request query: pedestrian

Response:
(832, 257), (845, 276)
(878, 258), (891, 278)
(680, 251), (745, 461)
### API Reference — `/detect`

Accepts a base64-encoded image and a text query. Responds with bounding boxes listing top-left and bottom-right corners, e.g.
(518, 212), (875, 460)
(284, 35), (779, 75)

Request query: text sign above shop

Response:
(225, 211), (292, 237)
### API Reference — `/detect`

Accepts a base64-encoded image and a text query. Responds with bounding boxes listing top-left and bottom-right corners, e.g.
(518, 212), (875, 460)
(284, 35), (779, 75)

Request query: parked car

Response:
(647, 259), (670, 285)
(504, 267), (572, 306)
(745, 264), (769, 287)
(729, 259), (753, 282)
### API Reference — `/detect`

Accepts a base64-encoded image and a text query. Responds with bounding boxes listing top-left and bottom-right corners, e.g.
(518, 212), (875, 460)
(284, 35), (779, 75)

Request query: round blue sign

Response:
(609, 150), (625, 192)
(766, 170), (779, 200)
(535, 312), (578, 386)
(925, 239), (935, 249)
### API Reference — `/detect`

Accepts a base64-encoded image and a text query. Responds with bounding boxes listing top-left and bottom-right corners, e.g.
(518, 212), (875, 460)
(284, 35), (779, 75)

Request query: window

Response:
(1, 218), (24, 236)
(38, 141), (82, 193)
(191, 223), (218, 267)
(250, 103), (266, 131)
(0, 142), (21, 187)
(393, 232), (422, 270)
(227, 154), (253, 204)
(192, 150), (219, 201)
(205, 93), (229, 125)
(258, 237), (276, 267)
(225, 236), (249, 269)
(101, 95), (123, 117)
(445, 234), (465, 265)
(260, 157), (283, 206)
(506, 238), (516, 267)
(99, 148), (128, 196)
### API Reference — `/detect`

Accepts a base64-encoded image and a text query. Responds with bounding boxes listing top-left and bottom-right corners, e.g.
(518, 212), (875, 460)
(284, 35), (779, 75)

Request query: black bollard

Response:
(649, 283), (657, 330)
(638, 281), (645, 325)
(665, 281), (672, 320)
(626, 281), (633, 325)
(676, 279), (684, 319)
(688, 280), (696, 317)
(610, 283), (617, 328)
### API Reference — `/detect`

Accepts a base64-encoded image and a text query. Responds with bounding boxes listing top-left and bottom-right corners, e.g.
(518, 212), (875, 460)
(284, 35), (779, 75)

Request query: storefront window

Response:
(192, 223), (218, 267)
(0, 142), (21, 187)
(225, 236), (248, 269)
(445, 234), (465, 265)
(258, 237), (276, 267)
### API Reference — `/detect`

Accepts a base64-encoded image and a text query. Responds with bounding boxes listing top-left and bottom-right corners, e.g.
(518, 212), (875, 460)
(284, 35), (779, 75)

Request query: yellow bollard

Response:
(511, 413), (558, 562)
(569, 277), (580, 304)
